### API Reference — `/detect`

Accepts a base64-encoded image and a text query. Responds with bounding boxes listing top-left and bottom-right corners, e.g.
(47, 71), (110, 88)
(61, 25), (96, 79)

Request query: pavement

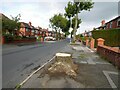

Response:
(20, 42), (120, 89)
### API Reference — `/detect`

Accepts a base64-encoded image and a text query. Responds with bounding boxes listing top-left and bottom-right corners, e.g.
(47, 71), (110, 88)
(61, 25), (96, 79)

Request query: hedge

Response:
(3, 34), (36, 43)
(92, 29), (120, 47)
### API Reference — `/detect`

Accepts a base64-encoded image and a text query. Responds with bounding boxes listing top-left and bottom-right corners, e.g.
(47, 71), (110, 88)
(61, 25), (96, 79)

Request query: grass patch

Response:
(78, 54), (86, 59)
(15, 84), (21, 89)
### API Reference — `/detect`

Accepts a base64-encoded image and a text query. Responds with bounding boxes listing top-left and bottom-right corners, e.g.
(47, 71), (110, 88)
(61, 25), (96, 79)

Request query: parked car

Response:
(45, 36), (56, 41)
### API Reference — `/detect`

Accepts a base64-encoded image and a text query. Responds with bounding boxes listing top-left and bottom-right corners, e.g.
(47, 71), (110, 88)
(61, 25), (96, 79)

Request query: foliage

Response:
(49, 14), (70, 39)
(65, 0), (94, 41)
(92, 29), (120, 47)
(38, 35), (42, 39)
(65, 31), (70, 37)
(14, 36), (22, 40)
(73, 0), (94, 14)
(50, 14), (69, 32)
(72, 17), (82, 29)
(3, 34), (14, 43)
(64, 1), (75, 19)
(2, 18), (16, 34)
(2, 14), (21, 35)
(10, 14), (21, 22)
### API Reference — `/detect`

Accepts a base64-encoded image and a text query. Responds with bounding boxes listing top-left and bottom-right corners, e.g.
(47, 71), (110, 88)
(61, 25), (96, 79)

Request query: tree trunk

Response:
(59, 29), (60, 40)
(73, 13), (78, 42)
(48, 53), (78, 77)
(55, 29), (58, 40)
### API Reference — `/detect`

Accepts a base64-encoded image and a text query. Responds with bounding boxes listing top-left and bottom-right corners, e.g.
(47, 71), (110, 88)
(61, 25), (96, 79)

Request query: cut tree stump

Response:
(48, 53), (78, 77)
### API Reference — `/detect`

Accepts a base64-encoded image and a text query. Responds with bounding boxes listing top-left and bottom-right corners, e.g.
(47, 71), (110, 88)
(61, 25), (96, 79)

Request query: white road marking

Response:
(103, 70), (118, 88)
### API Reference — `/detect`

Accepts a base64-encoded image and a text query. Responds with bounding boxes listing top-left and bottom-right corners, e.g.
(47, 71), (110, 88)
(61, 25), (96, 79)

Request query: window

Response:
(117, 19), (120, 26)
(36, 30), (38, 34)
(110, 22), (112, 28)
(26, 28), (29, 31)
(31, 30), (34, 33)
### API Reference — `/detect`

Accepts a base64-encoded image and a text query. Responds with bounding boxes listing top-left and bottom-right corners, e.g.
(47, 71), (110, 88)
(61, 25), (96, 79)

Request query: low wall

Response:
(97, 45), (120, 69)
(12, 38), (36, 44)
(2, 36), (37, 44)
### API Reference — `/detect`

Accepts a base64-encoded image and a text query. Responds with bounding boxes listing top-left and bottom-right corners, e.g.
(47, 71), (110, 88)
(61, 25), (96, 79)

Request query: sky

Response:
(0, 0), (119, 34)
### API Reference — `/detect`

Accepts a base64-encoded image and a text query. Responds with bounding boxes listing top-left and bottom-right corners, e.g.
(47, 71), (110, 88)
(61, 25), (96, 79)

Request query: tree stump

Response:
(48, 53), (78, 77)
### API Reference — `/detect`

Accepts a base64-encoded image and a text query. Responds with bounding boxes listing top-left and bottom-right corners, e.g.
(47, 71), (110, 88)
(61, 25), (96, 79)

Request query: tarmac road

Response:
(2, 39), (69, 88)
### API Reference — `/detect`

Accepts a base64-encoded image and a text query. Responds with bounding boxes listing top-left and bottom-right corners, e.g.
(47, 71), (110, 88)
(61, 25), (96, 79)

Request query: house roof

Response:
(20, 22), (31, 28)
(32, 26), (38, 30)
(105, 16), (120, 24)
(96, 25), (105, 29)
(0, 13), (10, 20)
(42, 28), (48, 32)
(20, 22), (39, 30)
(96, 16), (120, 29)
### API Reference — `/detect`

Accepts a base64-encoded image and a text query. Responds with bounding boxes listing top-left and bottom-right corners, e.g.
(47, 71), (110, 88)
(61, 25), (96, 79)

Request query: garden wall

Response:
(97, 45), (120, 69)
(2, 36), (36, 44)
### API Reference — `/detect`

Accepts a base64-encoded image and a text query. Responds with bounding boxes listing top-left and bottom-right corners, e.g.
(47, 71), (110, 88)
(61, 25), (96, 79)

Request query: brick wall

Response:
(106, 19), (120, 29)
(12, 38), (36, 44)
(97, 45), (120, 69)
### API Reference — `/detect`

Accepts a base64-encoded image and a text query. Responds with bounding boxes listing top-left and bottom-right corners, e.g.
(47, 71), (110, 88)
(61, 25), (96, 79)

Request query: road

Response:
(2, 40), (69, 88)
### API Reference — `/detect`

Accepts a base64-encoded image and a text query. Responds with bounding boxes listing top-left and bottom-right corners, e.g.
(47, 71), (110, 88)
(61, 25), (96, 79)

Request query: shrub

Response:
(3, 34), (14, 43)
(14, 36), (22, 40)
(92, 29), (120, 47)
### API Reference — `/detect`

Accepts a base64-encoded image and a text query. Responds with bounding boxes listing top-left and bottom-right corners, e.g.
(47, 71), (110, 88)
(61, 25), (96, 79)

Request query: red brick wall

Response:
(97, 45), (120, 69)
(12, 38), (36, 44)
(112, 20), (117, 28)
(106, 19), (120, 29)
(106, 23), (110, 29)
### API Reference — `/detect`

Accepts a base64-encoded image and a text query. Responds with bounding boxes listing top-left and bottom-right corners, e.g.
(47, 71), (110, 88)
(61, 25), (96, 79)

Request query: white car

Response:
(45, 36), (56, 41)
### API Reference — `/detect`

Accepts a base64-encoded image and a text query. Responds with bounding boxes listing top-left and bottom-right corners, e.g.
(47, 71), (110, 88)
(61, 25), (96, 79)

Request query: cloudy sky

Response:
(1, 0), (119, 34)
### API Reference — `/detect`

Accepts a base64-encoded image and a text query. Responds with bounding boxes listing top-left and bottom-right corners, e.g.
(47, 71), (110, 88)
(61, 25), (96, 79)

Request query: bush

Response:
(92, 29), (120, 47)
(3, 34), (14, 43)
(27, 36), (36, 40)
(14, 36), (22, 40)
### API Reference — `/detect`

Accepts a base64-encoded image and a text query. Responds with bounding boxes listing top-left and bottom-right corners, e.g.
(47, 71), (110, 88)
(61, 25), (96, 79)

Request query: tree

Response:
(10, 14), (21, 35)
(70, 17), (81, 38)
(49, 13), (70, 39)
(65, 0), (94, 42)
(72, 17), (81, 30)
(2, 14), (21, 35)
(10, 14), (21, 23)
(64, 1), (75, 27)
(73, 0), (94, 41)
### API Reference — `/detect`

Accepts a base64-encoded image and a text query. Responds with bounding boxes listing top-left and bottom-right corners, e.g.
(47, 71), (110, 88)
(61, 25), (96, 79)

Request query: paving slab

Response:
(21, 44), (119, 89)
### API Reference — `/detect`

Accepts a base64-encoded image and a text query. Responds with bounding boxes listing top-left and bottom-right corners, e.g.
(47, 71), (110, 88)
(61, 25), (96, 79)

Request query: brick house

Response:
(19, 22), (41, 37)
(18, 22), (53, 40)
(105, 16), (120, 29)
(96, 16), (120, 30)
(19, 22), (31, 37)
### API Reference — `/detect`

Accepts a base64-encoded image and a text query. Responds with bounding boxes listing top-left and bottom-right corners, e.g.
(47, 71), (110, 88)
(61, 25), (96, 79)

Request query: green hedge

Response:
(3, 34), (14, 43)
(92, 29), (120, 47)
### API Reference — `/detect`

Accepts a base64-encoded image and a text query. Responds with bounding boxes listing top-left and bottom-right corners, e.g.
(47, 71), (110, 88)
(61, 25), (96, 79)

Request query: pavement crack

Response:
(32, 65), (41, 71)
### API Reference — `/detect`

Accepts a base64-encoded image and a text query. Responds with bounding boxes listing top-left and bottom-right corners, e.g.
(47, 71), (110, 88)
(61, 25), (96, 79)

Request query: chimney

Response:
(29, 22), (32, 26)
(101, 20), (105, 26)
